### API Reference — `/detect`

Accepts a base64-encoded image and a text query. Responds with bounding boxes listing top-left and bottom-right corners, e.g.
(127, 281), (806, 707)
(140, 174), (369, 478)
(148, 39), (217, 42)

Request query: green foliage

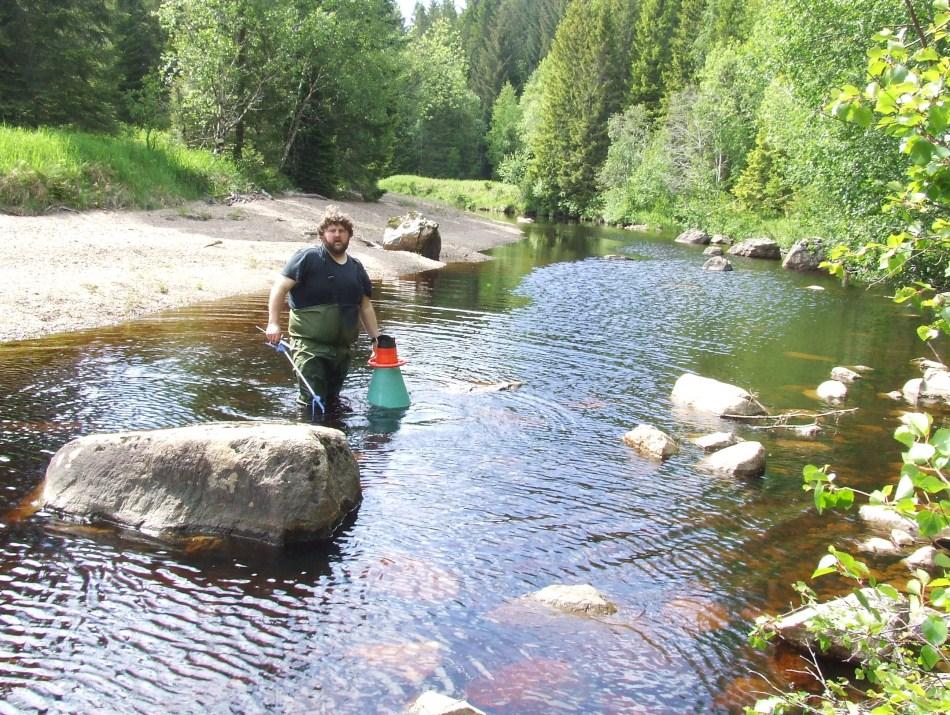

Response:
(161, 0), (403, 197)
(0, 125), (286, 214)
(485, 82), (523, 176)
(284, 0), (405, 197)
(0, 0), (122, 131)
(395, 19), (485, 179)
(662, 0), (707, 96)
(825, 4), (950, 296)
(525, 0), (634, 216)
(408, 0), (459, 39)
(750, 413), (950, 713)
(378, 174), (524, 214)
(628, 0), (680, 112)
(115, 0), (165, 117)
(749, 6), (950, 712)
(459, 0), (569, 111)
(731, 129), (793, 215)
(126, 72), (170, 151)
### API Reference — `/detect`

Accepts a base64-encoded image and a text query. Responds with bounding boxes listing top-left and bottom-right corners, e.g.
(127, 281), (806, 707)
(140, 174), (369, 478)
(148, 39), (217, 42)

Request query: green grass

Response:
(379, 174), (524, 215)
(0, 125), (289, 215)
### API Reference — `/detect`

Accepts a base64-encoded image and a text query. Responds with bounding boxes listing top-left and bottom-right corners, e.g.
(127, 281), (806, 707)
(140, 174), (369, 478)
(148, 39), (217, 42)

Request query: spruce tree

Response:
(628, 0), (680, 112)
(662, 0), (707, 95)
(485, 82), (522, 175)
(526, 0), (631, 215)
(0, 0), (121, 130)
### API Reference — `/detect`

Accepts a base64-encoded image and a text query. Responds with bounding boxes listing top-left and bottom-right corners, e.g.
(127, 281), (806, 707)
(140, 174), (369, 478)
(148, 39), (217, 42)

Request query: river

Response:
(0, 222), (928, 713)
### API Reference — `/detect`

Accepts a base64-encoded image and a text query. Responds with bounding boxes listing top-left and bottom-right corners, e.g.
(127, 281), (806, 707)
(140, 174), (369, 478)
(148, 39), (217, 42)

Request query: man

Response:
(266, 206), (380, 410)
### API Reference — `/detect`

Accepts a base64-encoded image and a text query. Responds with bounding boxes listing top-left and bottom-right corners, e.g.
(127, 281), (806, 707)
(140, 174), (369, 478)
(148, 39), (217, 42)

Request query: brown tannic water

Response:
(0, 223), (933, 713)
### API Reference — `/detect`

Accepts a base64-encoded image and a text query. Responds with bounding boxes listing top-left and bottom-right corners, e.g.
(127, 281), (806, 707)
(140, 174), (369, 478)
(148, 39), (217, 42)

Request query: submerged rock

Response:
(696, 441), (766, 477)
(859, 505), (919, 536)
(43, 421), (361, 546)
(408, 692), (486, 715)
(787, 423), (821, 438)
(830, 366), (862, 383)
(857, 537), (902, 555)
(527, 584), (617, 616)
(671, 374), (767, 417)
(622, 424), (678, 459)
(703, 246), (723, 256)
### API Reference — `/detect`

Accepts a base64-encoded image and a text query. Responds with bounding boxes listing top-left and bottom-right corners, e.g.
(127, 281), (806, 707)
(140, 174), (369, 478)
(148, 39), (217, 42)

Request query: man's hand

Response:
(265, 322), (282, 344)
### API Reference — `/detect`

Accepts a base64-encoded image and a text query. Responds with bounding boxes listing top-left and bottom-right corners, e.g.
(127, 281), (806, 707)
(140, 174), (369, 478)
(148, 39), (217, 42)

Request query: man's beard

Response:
(325, 238), (348, 256)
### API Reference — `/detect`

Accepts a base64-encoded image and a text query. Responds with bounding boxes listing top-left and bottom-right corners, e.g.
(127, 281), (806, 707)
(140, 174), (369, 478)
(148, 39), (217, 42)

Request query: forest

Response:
(0, 0), (945, 262)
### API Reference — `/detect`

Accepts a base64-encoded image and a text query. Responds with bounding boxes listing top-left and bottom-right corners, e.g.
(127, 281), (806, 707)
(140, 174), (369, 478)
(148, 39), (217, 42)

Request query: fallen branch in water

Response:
(723, 407), (858, 423)
(746, 421), (819, 433)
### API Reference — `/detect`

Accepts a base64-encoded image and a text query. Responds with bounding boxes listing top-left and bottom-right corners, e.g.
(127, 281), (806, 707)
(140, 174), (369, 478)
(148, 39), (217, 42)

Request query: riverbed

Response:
(0, 221), (928, 713)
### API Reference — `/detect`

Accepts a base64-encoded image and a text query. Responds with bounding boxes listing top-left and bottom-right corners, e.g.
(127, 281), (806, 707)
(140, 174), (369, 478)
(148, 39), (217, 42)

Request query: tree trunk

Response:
(233, 23), (248, 161)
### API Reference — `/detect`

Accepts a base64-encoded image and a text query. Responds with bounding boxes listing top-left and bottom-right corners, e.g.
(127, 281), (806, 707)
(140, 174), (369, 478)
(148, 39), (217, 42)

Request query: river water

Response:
(0, 223), (930, 713)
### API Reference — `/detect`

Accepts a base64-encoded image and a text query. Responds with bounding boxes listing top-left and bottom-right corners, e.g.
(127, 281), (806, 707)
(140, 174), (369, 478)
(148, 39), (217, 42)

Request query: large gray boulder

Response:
(675, 228), (710, 245)
(727, 237), (781, 259)
(383, 212), (442, 260)
(781, 238), (825, 272)
(671, 373), (767, 417)
(43, 421), (361, 546)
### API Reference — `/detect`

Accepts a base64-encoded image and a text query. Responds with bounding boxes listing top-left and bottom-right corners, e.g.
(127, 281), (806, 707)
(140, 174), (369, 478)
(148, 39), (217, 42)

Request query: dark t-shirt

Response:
(281, 245), (372, 310)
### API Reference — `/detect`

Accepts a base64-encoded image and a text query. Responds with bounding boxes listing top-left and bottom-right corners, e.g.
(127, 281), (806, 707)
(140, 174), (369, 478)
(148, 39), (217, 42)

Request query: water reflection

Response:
(0, 221), (931, 712)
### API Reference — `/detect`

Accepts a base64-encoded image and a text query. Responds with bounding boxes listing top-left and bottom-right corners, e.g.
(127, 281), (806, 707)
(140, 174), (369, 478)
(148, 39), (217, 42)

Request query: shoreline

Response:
(0, 192), (525, 344)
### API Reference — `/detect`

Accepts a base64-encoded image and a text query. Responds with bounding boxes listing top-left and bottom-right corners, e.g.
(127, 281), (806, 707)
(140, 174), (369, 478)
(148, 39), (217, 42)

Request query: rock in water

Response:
(408, 692), (486, 715)
(527, 584), (617, 616)
(671, 374), (767, 416)
(781, 238), (825, 272)
(383, 211), (442, 260)
(674, 228), (710, 245)
(702, 256), (733, 271)
(727, 238), (781, 259)
(696, 441), (766, 477)
(622, 424), (678, 459)
(43, 421), (361, 546)
(816, 379), (847, 402)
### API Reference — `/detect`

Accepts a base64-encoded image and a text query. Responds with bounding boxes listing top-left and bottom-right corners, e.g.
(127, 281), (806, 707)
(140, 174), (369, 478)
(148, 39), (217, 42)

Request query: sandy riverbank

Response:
(0, 192), (525, 343)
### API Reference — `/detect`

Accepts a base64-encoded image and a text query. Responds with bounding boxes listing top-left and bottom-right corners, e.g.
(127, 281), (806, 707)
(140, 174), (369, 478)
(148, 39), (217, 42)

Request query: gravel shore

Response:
(0, 192), (524, 343)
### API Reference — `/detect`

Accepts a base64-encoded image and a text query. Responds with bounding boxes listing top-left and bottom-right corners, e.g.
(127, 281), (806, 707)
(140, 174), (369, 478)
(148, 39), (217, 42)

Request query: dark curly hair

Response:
(316, 205), (354, 239)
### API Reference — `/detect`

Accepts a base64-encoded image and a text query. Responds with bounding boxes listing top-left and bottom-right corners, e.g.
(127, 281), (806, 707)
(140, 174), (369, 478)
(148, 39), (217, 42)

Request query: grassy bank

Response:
(380, 174), (524, 215)
(0, 126), (289, 215)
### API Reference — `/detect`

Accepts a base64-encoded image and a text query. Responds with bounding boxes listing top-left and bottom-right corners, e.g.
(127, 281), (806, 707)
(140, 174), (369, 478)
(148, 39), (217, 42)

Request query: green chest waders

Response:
(288, 303), (360, 405)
